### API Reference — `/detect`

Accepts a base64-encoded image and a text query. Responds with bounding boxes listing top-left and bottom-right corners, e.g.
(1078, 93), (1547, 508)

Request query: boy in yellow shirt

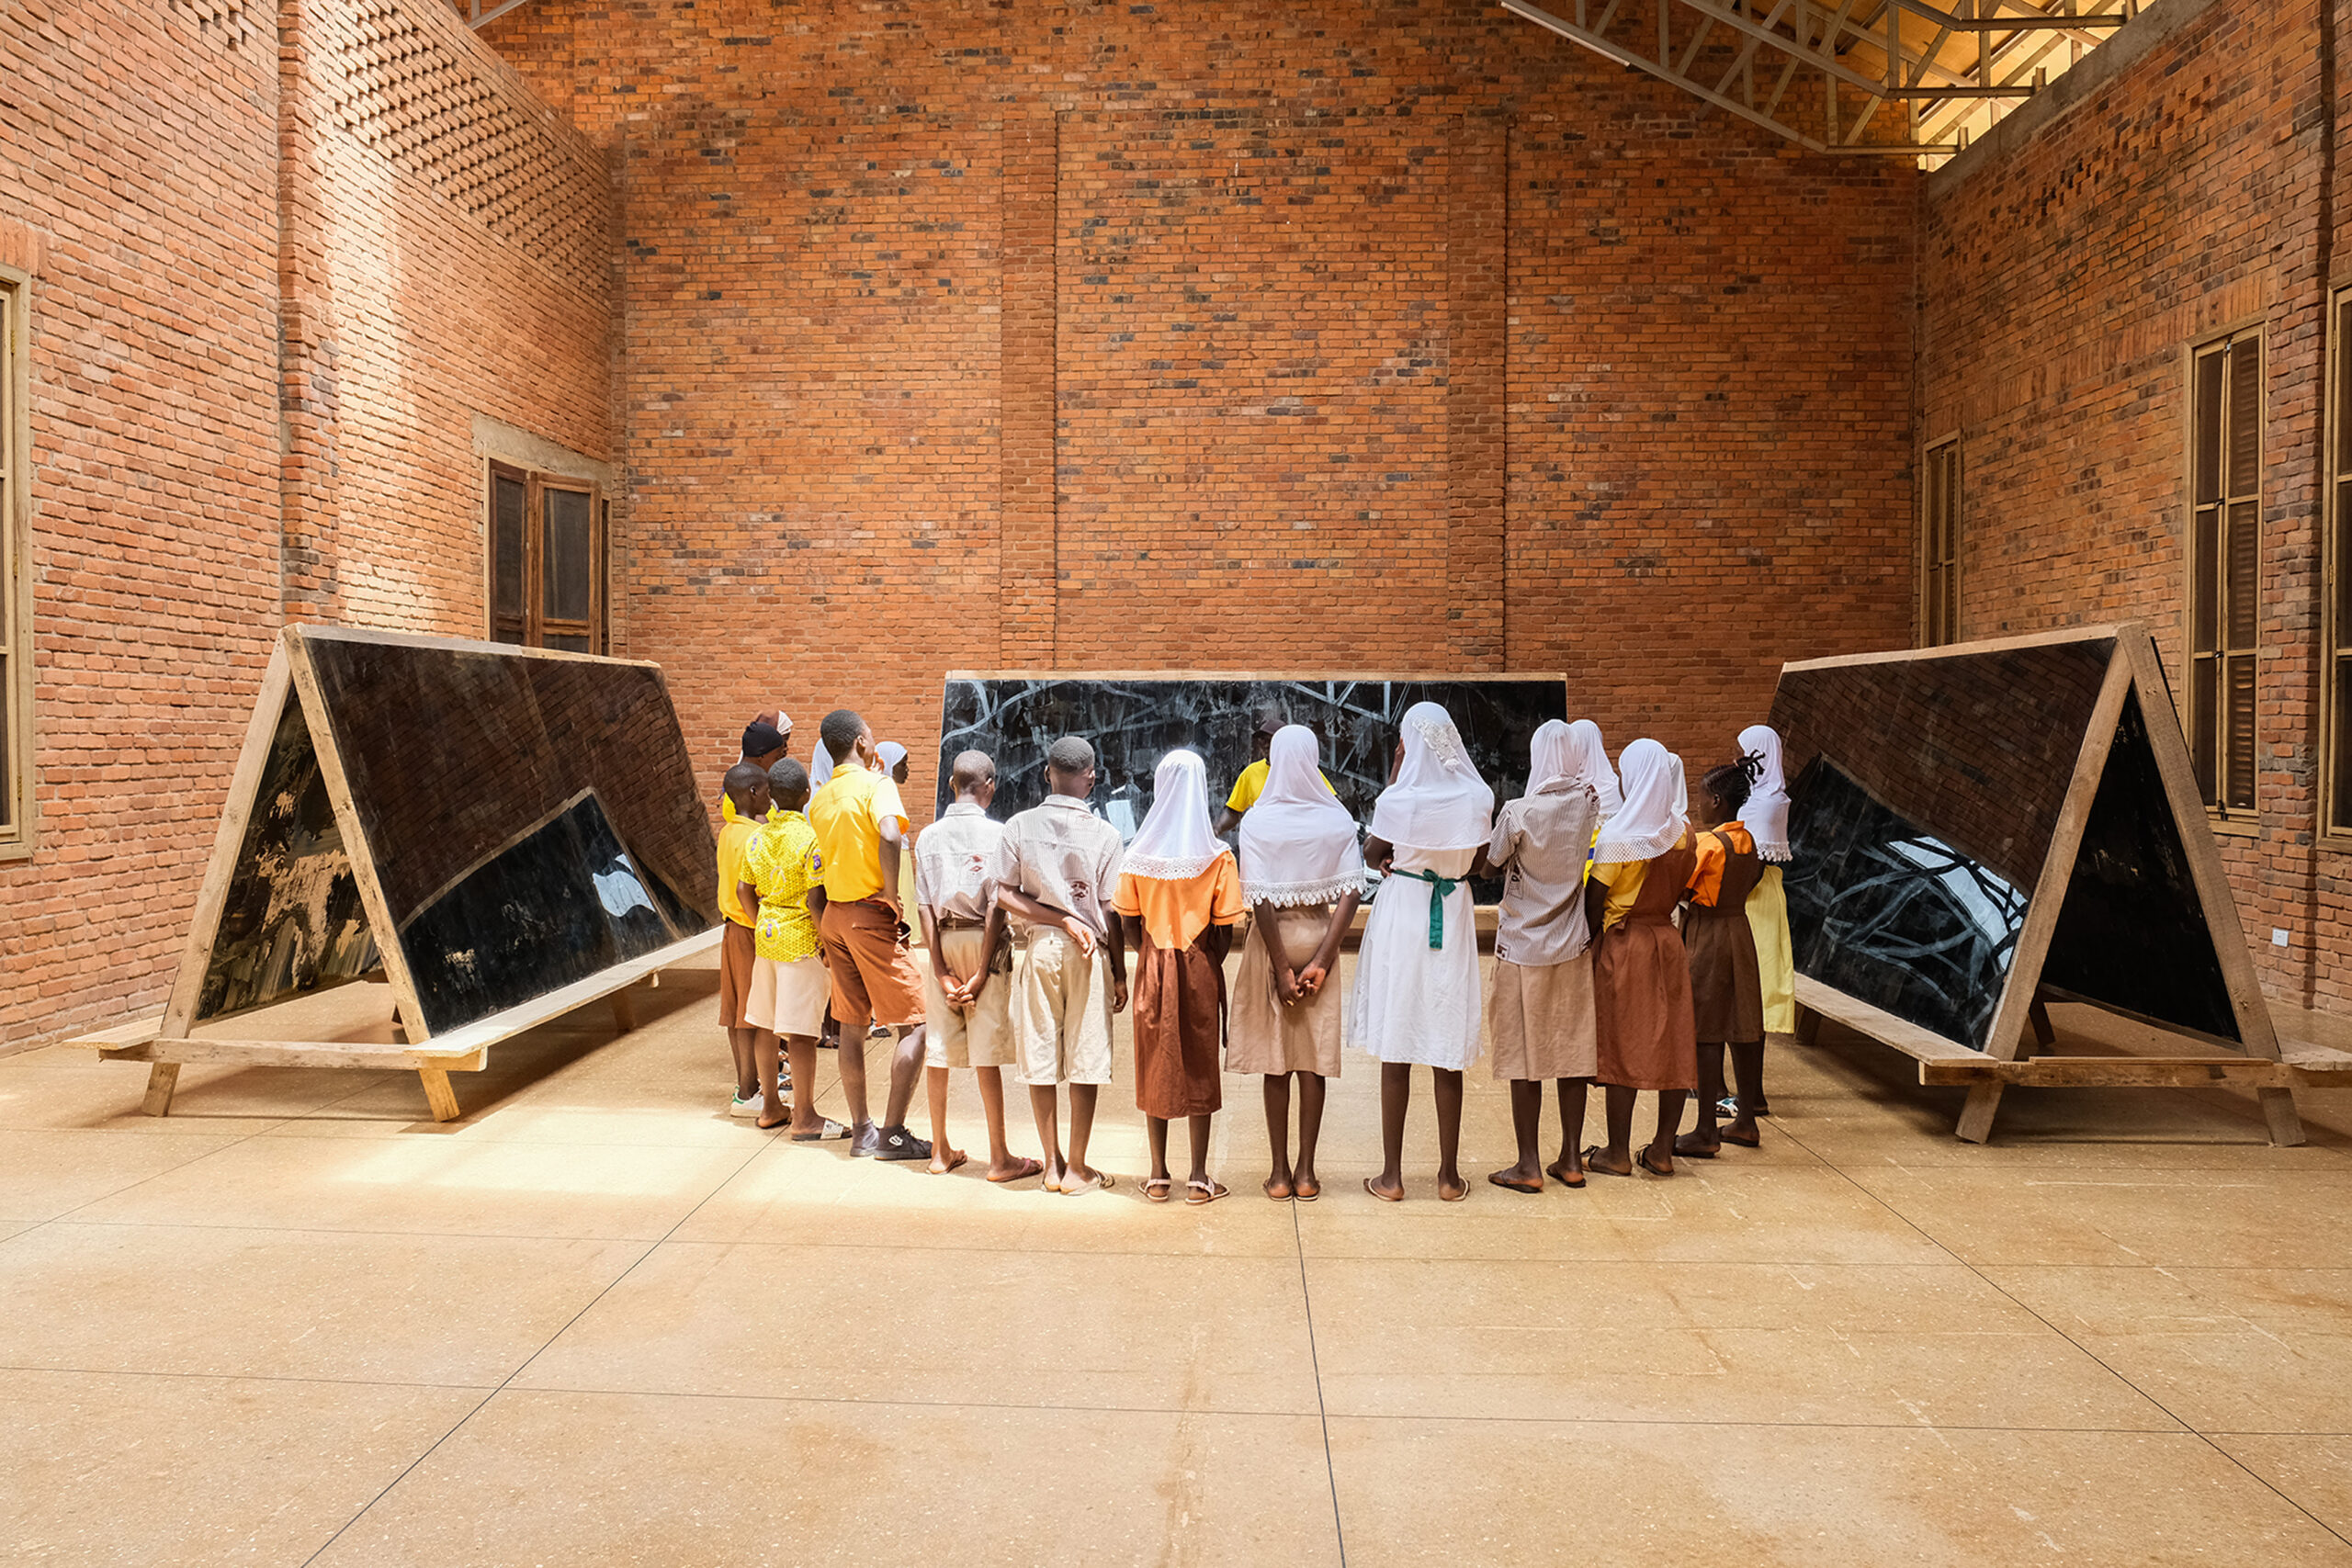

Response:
(717, 762), (770, 1117)
(738, 759), (847, 1138)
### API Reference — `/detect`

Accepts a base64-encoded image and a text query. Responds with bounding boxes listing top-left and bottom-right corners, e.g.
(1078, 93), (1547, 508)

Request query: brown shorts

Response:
(718, 921), (758, 1029)
(820, 897), (926, 1031)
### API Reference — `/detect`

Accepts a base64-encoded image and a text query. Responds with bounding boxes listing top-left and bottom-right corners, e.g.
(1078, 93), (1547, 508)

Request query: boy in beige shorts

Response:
(995, 736), (1128, 1195)
(914, 750), (1044, 1183)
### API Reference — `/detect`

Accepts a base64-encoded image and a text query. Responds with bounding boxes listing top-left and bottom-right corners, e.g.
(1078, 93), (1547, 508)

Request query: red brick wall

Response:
(1917, 0), (2346, 1007)
(480, 0), (1919, 818)
(0, 0), (613, 1047)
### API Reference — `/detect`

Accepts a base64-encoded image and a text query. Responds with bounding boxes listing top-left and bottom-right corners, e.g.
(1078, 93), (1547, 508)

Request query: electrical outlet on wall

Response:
(2273, 928), (2291, 948)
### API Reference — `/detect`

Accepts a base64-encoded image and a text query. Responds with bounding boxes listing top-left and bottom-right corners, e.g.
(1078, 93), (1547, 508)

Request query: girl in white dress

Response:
(1353, 702), (1496, 1202)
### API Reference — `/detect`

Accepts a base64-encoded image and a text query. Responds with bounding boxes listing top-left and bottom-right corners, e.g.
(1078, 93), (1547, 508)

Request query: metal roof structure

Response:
(1504, 0), (2141, 164)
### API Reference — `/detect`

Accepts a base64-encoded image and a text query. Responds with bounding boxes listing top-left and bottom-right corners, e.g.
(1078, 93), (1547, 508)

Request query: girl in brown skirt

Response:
(1234, 725), (1366, 1201)
(1581, 739), (1700, 1179)
(1113, 750), (1247, 1205)
(1675, 761), (1767, 1159)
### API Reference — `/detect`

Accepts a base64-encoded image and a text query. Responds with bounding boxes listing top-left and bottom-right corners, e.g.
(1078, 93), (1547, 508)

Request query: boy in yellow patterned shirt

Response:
(738, 759), (846, 1138)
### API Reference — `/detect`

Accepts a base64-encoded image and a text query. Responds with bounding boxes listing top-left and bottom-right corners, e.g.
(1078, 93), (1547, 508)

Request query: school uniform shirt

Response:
(995, 794), (1125, 939)
(716, 818), (758, 929)
(914, 802), (1005, 924)
(742, 810), (823, 963)
(1225, 759), (1334, 813)
(1487, 781), (1600, 967)
(808, 760), (910, 903)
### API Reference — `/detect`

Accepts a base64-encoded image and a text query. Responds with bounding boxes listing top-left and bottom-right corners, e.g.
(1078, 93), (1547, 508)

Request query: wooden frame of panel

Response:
(1781, 623), (2333, 1146)
(0, 262), (32, 860)
(73, 625), (716, 1122)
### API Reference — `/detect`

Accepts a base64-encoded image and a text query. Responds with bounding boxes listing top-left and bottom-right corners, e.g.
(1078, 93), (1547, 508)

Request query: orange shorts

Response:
(820, 897), (925, 1031)
(718, 921), (757, 1029)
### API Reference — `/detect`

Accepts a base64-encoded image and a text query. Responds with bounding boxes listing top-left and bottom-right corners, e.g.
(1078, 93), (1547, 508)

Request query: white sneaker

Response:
(729, 1090), (763, 1118)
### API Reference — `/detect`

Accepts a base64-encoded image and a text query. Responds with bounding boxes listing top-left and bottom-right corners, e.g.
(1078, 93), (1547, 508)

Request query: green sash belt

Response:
(1388, 867), (1461, 949)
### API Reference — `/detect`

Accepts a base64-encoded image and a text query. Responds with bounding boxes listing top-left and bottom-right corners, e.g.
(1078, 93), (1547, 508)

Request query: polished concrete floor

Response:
(7, 955), (2352, 1566)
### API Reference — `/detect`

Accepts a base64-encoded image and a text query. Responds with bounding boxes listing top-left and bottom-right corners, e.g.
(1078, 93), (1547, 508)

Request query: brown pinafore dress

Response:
(1592, 835), (1701, 1092)
(1684, 829), (1766, 1046)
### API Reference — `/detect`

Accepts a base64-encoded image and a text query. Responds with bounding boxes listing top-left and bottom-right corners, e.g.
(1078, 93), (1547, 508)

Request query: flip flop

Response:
(1293, 1179), (1321, 1202)
(927, 1149), (969, 1177)
(1184, 1179), (1229, 1207)
(1061, 1170), (1115, 1196)
(1487, 1172), (1545, 1195)
(987, 1156), (1046, 1185)
(1581, 1144), (1635, 1179)
(1145, 1176), (1176, 1203)
(1545, 1161), (1588, 1190)
(1363, 1177), (1403, 1203)
(789, 1118), (852, 1143)
(756, 1111), (792, 1130)
(1720, 1127), (1762, 1148)
(1672, 1134), (1721, 1160)
(1635, 1146), (1677, 1178)
(1438, 1180), (1469, 1203)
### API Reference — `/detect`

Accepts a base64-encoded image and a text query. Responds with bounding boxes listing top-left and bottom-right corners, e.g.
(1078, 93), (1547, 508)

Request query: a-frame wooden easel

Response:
(1784, 623), (2352, 1145)
(73, 626), (718, 1122)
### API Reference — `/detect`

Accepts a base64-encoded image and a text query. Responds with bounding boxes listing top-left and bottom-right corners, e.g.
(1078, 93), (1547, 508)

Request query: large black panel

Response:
(197, 695), (378, 1021)
(298, 635), (717, 1036)
(1772, 638), (2113, 1050)
(938, 676), (1568, 901)
(2041, 690), (2240, 1043)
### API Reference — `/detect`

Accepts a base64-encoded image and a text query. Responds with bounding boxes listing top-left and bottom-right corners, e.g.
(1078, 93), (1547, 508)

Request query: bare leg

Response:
(975, 1067), (1035, 1179)
(784, 1033), (824, 1135)
(753, 1030), (787, 1128)
(1489, 1079), (1544, 1190)
(1147, 1114), (1172, 1187)
(836, 1014), (875, 1131)
(1645, 1089), (1688, 1175)
(1677, 1042), (1725, 1156)
(1187, 1112), (1213, 1189)
(1369, 1062), (1411, 1201)
(1294, 1073), (1326, 1199)
(1066, 1083), (1102, 1186)
(1726, 1040), (1767, 1139)
(1433, 1067), (1466, 1201)
(883, 1024), (926, 1130)
(1591, 1084), (1637, 1175)
(1549, 1078), (1590, 1185)
(728, 1026), (759, 1100)
(1261, 1074), (1295, 1199)
(1028, 1084), (1065, 1190)
(925, 1065), (967, 1174)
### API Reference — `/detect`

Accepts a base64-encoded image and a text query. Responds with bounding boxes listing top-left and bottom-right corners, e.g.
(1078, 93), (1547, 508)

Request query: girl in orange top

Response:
(1113, 750), (1248, 1204)
(1675, 761), (1768, 1158)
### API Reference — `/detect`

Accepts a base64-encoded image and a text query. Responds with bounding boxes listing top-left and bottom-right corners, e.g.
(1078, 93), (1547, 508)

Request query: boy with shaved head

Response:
(717, 761), (771, 1116)
(913, 750), (1042, 1182)
(996, 735), (1128, 1194)
(808, 708), (932, 1161)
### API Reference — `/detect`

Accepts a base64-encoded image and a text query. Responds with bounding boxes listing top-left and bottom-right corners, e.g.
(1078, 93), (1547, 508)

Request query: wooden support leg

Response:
(2260, 1086), (2306, 1148)
(2028, 1000), (2056, 1055)
(1793, 1005), (1823, 1046)
(1954, 1080), (2004, 1144)
(417, 1067), (462, 1123)
(141, 1062), (181, 1118)
(609, 987), (638, 1033)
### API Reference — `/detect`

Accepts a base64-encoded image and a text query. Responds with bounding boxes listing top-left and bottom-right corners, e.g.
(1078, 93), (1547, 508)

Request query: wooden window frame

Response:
(1920, 434), (1961, 648)
(2327, 288), (2352, 845)
(2187, 323), (2263, 829)
(0, 264), (31, 861)
(483, 460), (605, 656)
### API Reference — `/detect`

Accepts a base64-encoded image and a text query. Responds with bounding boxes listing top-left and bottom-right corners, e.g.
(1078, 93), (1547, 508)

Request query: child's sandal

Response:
(1144, 1176), (1175, 1203)
(1185, 1179), (1229, 1207)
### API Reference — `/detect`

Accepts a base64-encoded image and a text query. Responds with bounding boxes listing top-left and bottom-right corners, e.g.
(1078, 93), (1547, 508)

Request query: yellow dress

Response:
(1745, 864), (1796, 1034)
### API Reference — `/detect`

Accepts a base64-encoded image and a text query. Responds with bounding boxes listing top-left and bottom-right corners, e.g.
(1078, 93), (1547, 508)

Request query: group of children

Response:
(711, 703), (1796, 1202)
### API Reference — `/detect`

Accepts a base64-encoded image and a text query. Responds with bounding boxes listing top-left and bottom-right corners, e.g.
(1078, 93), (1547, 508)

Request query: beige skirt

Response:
(1227, 904), (1344, 1078)
(1487, 950), (1598, 1082)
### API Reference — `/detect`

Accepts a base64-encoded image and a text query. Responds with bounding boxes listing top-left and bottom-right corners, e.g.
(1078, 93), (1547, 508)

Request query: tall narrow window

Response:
(1921, 437), (1960, 647)
(486, 463), (605, 654)
(2189, 329), (2261, 818)
(2331, 292), (2352, 835)
(0, 266), (28, 853)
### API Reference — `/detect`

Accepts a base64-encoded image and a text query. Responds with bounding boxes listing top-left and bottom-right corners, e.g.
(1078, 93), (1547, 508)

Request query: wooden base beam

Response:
(1919, 1056), (2352, 1090)
(141, 1062), (180, 1118)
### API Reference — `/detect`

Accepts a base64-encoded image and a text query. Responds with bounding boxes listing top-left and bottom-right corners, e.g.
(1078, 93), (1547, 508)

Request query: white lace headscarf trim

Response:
(1122, 749), (1232, 882)
(1566, 719), (1623, 821)
(1239, 725), (1366, 907)
(1594, 739), (1689, 863)
(1367, 702), (1495, 852)
(1736, 722), (1792, 863)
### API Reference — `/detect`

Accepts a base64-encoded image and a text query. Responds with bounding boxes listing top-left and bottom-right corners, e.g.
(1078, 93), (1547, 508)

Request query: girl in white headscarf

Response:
(1234, 725), (1366, 1201)
(1112, 750), (1247, 1205)
(1730, 722), (1797, 1131)
(1473, 719), (1602, 1193)
(1353, 703), (1495, 1203)
(1566, 719), (1623, 822)
(1582, 739), (1699, 1179)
